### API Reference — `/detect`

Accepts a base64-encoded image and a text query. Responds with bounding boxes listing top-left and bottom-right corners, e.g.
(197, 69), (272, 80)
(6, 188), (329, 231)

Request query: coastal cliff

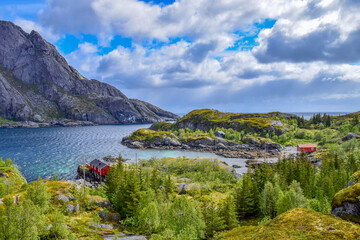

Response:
(0, 21), (178, 126)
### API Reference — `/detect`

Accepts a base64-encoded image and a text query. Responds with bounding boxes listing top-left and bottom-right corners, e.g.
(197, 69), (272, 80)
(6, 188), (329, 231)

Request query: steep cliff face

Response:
(0, 21), (178, 124)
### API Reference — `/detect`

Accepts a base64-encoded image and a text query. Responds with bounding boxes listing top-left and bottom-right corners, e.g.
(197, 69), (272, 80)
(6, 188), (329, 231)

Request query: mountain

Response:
(0, 20), (178, 125)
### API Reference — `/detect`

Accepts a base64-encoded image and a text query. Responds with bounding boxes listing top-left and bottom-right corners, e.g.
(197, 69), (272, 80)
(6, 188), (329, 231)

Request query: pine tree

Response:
(220, 195), (238, 229)
(202, 201), (225, 238)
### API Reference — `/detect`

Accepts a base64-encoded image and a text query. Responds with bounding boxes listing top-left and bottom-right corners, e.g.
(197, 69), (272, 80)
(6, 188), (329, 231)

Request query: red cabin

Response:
(297, 144), (317, 153)
(87, 159), (110, 176)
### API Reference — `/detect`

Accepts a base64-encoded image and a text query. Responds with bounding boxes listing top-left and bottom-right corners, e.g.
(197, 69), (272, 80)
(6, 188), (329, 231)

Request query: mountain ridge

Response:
(0, 20), (178, 125)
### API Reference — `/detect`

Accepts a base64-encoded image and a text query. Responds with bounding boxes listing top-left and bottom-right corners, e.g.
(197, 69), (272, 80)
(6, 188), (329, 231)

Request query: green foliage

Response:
(49, 211), (76, 240)
(202, 201), (225, 238)
(137, 202), (160, 234)
(164, 196), (206, 239)
(219, 195), (238, 229)
(0, 198), (46, 240)
(221, 208), (360, 240)
(150, 122), (174, 131)
(25, 178), (51, 212)
(276, 181), (308, 215)
(259, 182), (282, 218)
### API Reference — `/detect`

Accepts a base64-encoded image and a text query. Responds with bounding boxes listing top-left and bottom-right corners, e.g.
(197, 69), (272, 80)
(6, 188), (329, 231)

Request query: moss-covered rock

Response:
(149, 121), (173, 131)
(331, 170), (360, 223)
(220, 208), (360, 240)
(174, 109), (294, 136)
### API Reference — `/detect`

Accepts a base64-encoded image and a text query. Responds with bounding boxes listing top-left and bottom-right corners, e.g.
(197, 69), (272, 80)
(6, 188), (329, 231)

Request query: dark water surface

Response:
(0, 125), (247, 182)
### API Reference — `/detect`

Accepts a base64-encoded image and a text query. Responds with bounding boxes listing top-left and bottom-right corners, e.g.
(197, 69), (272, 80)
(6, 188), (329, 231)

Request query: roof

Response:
(298, 144), (317, 148)
(89, 159), (108, 169)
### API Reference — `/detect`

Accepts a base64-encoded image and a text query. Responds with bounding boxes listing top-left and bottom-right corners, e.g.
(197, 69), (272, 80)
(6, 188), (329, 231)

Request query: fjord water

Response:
(0, 125), (247, 182)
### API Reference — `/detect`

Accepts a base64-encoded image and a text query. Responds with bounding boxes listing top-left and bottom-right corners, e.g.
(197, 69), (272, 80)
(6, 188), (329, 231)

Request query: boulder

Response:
(100, 224), (113, 230)
(66, 204), (79, 212)
(177, 177), (191, 182)
(215, 130), (226, 138)
(175, 183), (187, 194)
(342, 132), (360, 141)
(332, 171), (360, 223)
(57, 194), (70, 203)
(232, 164), (242, 168)
(99, 210), (110, 220)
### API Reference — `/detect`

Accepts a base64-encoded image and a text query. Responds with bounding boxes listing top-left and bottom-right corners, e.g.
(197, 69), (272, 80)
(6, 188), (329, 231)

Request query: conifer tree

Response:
(220, 195), (238, 229)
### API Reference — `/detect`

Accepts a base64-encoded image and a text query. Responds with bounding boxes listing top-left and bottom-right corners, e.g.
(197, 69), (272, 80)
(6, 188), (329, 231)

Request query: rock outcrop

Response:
(122, 128), (283, 159)
(342, 132), (360, 141)
(174, 109), (294, 136)
(332, 171), (360, 223)
(0, 21), (178, 126)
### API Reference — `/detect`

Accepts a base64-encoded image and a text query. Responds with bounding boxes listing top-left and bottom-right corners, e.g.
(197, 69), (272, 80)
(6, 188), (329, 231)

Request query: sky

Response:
(1, 0), (360, 114)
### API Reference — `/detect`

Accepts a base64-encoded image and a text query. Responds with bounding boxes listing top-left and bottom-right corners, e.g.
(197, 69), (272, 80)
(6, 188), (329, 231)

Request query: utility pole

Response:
(264, 142), (267, 163)
(136, 153), (138, 169)
(83, 153), (86, 196)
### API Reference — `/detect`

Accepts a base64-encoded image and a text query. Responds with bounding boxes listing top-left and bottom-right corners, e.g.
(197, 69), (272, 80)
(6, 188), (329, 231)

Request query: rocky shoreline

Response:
(0, 119), (97, 129)
(121, 134), (283, 159)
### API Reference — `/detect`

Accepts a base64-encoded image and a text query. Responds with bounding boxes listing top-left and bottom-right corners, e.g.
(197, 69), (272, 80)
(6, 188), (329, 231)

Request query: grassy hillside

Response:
(220, 208), (360, 240)
(0, 158), (27, 197)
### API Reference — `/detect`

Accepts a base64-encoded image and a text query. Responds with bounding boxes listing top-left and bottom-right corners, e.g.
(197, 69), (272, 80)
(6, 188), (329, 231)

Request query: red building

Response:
(87, 159), (110, 176)
(297, 144), (317, 152)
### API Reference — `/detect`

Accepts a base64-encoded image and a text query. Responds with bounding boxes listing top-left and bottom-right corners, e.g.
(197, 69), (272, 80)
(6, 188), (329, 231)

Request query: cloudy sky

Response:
(1, 0), (360, 114)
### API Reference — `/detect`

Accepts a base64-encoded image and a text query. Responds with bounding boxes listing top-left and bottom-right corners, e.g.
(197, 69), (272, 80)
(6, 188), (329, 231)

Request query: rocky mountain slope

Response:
(0, 21), (178, 125)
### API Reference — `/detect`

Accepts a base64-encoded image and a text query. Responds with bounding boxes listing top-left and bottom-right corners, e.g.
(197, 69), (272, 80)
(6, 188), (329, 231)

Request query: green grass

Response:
(220, 208), (360, 240)
(128, 128), (176, 142)
(0, 116), (14, 125)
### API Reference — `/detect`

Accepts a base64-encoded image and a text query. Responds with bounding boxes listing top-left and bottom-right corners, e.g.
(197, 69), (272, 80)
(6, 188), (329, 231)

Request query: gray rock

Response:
(175, 183), (187, 194)
(215, 130), (226, 138)
(99, 211), (110, 220)
(66, 204), (79, 212)
(177, 177), (191, 182)
(332, 201), (360, 219)
(0, 20), (179, 126)
(232, 164), (242, 168)
(342, 132), (360, 141)
(57, 194), (70, 203)
(45, 224), (52, 231)
(111, 213), (120, 221)
(103, 234), (146, 240)
(100, 224), (113, 230)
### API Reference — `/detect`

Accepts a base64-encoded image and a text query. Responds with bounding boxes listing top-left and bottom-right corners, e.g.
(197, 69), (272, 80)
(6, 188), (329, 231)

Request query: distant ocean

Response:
(291, 112), (349, 120)
(176, 112), (350, 120)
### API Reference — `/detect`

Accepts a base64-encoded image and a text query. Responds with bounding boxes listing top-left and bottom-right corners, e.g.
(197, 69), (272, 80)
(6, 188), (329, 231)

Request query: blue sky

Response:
(1, 0), (360, 114)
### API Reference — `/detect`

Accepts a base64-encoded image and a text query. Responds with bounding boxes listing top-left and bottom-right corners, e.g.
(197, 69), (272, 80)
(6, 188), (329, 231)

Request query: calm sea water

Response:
(0, 125), (248, 182)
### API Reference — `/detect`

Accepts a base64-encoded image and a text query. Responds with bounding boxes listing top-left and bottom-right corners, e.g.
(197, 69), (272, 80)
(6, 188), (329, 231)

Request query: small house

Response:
(297, 144), (317, 153)
(87, 159), (110, 176)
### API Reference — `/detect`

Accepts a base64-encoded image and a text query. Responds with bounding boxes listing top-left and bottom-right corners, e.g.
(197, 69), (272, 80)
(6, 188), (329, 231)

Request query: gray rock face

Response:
(331, 201), (360, 220)
(0, 21), (179, 125)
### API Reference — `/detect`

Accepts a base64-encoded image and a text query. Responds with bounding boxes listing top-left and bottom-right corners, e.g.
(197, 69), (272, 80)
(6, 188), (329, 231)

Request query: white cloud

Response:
(14, 18), (60, 42)
(26, 0), (360, 112)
